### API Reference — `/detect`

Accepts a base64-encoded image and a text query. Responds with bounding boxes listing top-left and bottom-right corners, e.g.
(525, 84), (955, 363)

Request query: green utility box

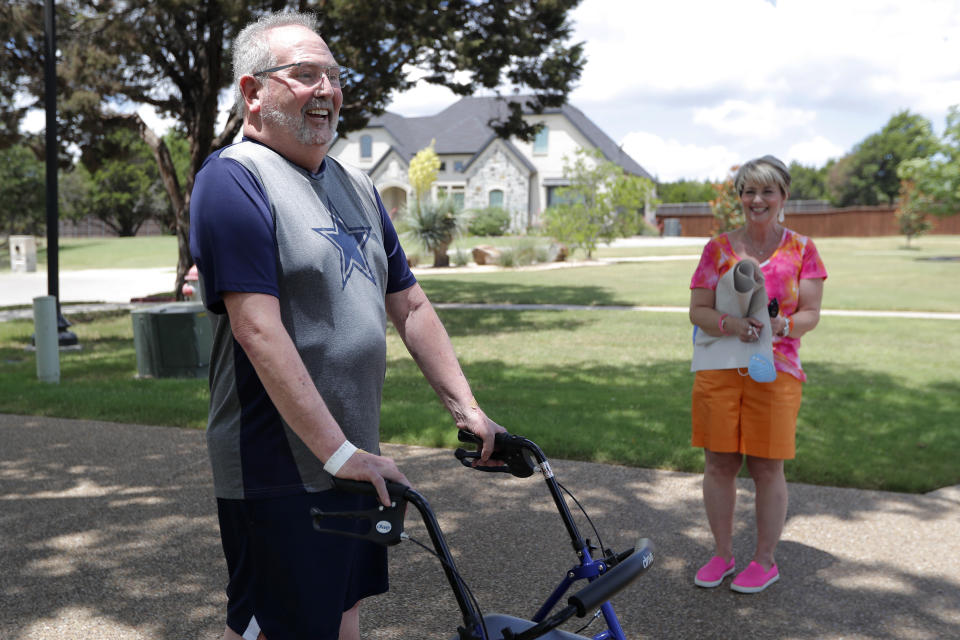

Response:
(131, 302), (213, 378)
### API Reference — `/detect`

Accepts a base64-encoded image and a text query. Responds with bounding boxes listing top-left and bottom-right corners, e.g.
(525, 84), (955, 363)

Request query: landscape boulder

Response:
(472, 245), (501, 266)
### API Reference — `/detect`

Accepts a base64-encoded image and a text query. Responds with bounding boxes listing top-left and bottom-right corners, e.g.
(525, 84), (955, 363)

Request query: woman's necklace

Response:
(740, 226), (782, 262)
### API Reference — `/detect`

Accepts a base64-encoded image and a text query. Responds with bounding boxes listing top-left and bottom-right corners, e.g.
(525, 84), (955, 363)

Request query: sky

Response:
(386, 0), (960, 182)
(21, 0), (959, 183)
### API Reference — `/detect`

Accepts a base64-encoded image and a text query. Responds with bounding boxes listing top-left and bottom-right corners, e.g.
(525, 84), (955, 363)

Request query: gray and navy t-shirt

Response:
(189, 139), (416, 500)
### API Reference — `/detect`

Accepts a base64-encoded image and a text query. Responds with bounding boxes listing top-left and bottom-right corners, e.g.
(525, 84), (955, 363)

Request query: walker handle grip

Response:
(455, 430), (537, 478)
(568, 539), (655, 617)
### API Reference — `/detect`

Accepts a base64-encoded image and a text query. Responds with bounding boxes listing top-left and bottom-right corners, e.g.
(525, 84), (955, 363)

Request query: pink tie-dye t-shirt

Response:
(690, 229), (828, 381)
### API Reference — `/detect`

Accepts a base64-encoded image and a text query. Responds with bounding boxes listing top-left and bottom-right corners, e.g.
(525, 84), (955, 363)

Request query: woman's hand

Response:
(773, 315), (788, 337)
(735, 316), (765, 342)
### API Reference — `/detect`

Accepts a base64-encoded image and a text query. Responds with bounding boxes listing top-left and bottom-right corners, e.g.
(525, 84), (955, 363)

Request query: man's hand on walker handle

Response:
(336, 449), (410, 507)
(457, 401), (506, 465)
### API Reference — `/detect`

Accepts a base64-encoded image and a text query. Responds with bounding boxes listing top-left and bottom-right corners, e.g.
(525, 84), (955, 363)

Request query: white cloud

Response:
(786, 135), (845, 168)
(385, 66), (472, 116)
(620, 130), (739, 182)
(561, 0), (960, 179)
(693, 100), (816, 138)
(18, 0), (960, 187)
(568, 0), (776, 101)
(386, 81), (460, 117)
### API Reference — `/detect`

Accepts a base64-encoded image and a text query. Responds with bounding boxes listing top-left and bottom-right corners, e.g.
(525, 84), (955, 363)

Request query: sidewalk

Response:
(0, 237), (706, 309)
(4, 265), (959, 322)
(2, 413), (958, 639)
(0, 267), (178, 307)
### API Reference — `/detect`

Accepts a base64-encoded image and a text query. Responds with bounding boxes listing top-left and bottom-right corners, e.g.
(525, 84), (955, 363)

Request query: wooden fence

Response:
(54, 205), (960, 239)
(58, 217), (167, 238)
(654, 202), (960, 238)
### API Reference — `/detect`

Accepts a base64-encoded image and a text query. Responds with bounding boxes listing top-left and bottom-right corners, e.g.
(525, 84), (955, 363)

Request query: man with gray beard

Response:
(189, 11), (503, 640)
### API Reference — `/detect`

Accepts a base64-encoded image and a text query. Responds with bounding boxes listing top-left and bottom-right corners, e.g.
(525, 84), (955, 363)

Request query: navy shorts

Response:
(217, 490), (389, 640)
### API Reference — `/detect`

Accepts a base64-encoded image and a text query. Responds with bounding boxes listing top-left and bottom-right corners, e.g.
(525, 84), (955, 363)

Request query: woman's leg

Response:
(702, 449), (744, 560)
(745, 455), (787, 569)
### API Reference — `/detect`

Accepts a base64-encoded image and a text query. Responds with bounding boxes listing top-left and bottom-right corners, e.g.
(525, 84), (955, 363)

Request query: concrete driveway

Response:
(2, 414), (958, 639)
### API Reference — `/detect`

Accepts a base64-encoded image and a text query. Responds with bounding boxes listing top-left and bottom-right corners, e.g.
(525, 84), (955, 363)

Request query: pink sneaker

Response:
(730, 561), (779, 593)
(694, 556), (735, 588)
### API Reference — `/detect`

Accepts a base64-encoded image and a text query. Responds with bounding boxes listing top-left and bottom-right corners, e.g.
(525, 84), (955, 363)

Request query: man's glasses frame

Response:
(252, 62), (348, 88)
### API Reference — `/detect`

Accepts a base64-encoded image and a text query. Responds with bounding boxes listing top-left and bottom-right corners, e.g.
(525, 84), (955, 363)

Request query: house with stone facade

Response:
(328, 96), (652, 231)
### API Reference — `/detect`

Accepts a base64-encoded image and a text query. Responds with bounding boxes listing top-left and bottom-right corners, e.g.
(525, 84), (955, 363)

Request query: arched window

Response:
(488, 189), (504, 208)
(360, 135), (372, 159)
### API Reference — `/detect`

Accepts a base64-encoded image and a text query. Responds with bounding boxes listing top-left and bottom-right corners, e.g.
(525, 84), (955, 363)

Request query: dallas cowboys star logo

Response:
(312, 205), (377, 289)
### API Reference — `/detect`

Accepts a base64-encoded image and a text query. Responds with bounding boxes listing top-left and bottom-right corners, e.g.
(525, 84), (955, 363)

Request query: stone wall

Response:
(465, 148), (530, 231)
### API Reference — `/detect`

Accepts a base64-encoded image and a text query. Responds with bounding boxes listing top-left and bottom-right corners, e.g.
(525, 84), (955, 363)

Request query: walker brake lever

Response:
(310, 479), (408, 546)
(455, 447), (513, 473)
(455, 430), (537, 478)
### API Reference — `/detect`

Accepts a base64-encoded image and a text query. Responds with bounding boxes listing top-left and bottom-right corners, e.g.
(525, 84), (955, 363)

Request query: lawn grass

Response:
(2, 303), (958, 493)
(1, 236), (180, 272)
(0, 310), (209, 428)
(2, 234), (958, 492)
(416, 235), (960, 312)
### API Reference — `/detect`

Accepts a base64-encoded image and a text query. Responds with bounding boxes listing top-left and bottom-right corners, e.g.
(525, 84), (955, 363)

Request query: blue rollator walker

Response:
(312, 431), (654, 640)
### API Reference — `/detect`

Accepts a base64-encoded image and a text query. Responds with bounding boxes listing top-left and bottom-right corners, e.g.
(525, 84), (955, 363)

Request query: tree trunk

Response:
(433, 242), (451, 268)
(116, 110), (243, 301)
(114, 114), (187, 298)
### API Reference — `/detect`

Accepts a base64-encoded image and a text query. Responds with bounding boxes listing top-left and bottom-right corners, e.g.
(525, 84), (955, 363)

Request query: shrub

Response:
(499, 238), (547, 267)
(452, 247), (471, 267)
(895, 181), (932, 248)
(399, 197), (467, 267)
(710, 166), (743, 234)
(467, 206), (511, 236)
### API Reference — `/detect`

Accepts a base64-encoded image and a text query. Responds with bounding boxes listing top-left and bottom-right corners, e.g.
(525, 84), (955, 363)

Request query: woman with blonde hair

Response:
(688, 155), (827, 593)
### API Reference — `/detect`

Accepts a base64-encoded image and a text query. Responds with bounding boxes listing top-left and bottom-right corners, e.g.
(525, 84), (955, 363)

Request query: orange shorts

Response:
(691, 369), (803, 460)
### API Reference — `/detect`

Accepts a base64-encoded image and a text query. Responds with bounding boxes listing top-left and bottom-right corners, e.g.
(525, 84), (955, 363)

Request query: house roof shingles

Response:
(364, 96), (651, 179)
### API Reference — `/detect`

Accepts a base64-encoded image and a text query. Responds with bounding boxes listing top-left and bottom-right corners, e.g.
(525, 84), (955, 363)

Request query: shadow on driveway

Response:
(1, 414), (958, 639)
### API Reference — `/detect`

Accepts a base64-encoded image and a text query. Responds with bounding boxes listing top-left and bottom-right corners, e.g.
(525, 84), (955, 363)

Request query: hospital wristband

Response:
(324, 440), (358, 476)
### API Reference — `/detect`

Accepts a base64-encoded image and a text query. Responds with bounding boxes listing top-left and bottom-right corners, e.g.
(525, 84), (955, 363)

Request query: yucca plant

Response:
(401, 196), (467, 267)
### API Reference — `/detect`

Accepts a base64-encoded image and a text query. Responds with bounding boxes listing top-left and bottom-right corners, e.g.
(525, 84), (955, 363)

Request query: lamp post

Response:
(44, 0), (78, 347)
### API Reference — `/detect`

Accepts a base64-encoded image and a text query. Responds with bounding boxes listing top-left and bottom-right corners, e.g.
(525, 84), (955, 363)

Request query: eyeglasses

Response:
(253, 62), (347, 89)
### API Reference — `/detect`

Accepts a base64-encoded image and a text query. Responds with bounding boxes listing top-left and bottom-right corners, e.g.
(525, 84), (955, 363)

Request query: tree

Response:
(402, 140), (464, 267)
(408, 140), (441, 206)
(1, 0), (585, 297)
(787, 161), (829, 201)
(894, 182), (932, 248)
(155, 128), (192, 234)
(542, 148), (657, 258)
(827, 110), (937, 206)
(69, 128), (171, 236)
(402, 197), (466, 267)
(0, 144), (46, 238)
(896, 105), (960, 218)
(709, 167), (742, 234)
(656, 179), (715, 203)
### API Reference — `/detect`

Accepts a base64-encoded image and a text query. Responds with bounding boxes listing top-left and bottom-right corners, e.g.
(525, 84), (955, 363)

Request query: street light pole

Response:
(44, 0), (78, 346)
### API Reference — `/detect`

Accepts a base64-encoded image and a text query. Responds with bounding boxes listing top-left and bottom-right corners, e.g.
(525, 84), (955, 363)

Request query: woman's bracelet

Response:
(781, 316), (794, 337)
(718, 313), (730, 335)
(323, 440), (358, 476)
